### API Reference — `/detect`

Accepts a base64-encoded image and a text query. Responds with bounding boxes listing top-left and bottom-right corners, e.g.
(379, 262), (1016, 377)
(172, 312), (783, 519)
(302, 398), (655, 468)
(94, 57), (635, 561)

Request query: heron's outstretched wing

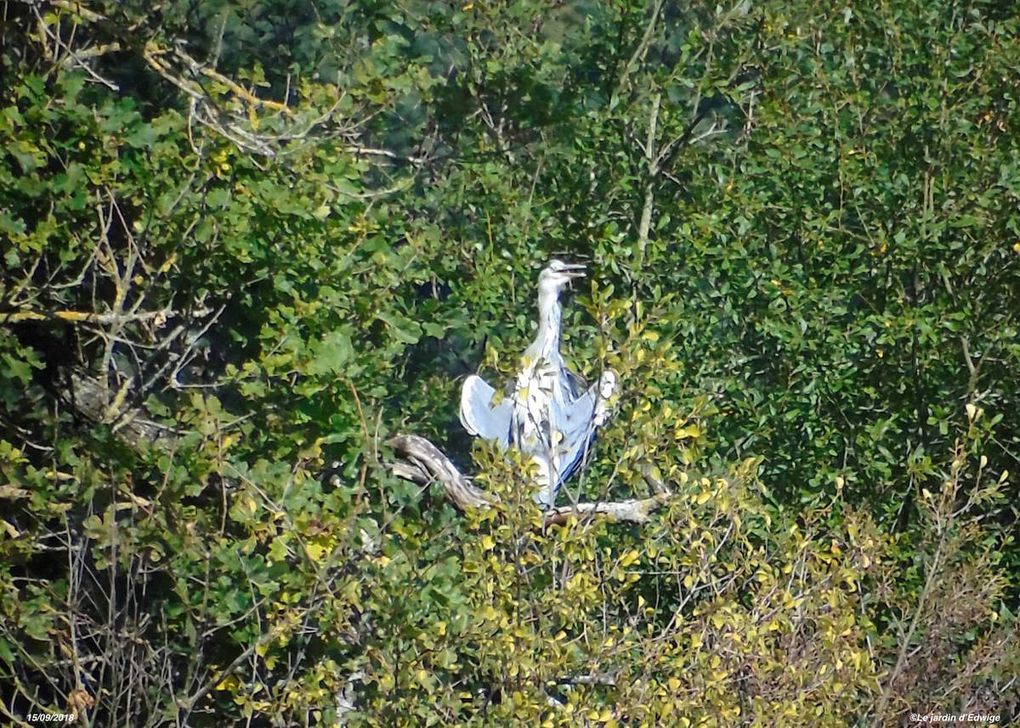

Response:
(558, 383), (597, 434)
(558, 429), (597, 487)
(559, 370), (616, 429)
(555, 394), (598, 485)
(553, 371), (617, 486)
(460, 374), (512, 447)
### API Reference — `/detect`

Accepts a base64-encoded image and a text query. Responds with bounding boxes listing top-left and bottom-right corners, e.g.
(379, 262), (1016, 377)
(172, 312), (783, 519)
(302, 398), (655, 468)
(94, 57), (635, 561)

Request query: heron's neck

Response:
(535, 290), (562, 358)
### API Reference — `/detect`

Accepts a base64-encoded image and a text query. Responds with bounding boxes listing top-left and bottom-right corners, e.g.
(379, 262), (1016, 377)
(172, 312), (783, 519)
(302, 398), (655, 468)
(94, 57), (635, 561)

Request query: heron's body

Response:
(459, 261), (616, 508)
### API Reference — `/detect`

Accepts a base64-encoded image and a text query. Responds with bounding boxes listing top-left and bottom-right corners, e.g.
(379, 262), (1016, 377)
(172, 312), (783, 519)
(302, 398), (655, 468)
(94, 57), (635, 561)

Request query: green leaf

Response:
(309, 331), (354, 375)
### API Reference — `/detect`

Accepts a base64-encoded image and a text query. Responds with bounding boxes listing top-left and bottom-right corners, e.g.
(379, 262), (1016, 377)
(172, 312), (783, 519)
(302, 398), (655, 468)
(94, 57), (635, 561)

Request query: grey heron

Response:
(459, 260), (616, 508)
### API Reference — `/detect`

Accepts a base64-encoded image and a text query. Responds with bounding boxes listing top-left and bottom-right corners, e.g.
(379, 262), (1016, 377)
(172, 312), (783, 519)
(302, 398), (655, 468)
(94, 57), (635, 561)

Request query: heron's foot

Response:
(592, 370), (617, 427)
(529, 455), (558, 509)
(598, 369), (618, 400)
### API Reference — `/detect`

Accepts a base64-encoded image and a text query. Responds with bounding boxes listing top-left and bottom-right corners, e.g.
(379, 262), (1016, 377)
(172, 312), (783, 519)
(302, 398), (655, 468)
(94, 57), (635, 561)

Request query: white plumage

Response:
(459, 260), (616, 508)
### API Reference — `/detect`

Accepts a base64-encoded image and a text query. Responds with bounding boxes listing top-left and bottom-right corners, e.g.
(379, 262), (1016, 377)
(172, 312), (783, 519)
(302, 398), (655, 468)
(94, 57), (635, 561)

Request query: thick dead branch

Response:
(544, 494), (671, 526)
(386, 434), (671, 525)
(386, 435), (496, 509)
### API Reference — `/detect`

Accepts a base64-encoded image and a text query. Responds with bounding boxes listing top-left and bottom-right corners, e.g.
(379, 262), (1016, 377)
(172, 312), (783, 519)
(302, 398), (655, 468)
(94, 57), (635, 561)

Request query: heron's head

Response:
(538, 260), (586, 297)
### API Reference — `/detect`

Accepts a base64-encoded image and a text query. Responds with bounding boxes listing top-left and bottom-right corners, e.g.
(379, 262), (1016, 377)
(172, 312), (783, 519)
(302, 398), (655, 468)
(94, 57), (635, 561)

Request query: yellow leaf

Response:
(215, 674), (239, 691)
(157, 253), (178, 274)
(240, 495), (257, 515)
(305, 542), (328, 563)
(619, 549), (640, 567)
(675, 424), (701, 440)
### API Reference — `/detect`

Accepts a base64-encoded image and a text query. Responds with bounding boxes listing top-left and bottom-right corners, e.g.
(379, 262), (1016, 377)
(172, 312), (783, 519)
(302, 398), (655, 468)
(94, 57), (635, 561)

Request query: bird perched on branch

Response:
(459, 260), (616, 508)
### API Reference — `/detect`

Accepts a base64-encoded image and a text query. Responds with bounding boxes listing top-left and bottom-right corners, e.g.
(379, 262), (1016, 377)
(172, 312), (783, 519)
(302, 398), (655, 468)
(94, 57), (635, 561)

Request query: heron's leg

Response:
(541, 428), (562, 508)
(531, 456), (556, 509)
(593, 369), (618, 428)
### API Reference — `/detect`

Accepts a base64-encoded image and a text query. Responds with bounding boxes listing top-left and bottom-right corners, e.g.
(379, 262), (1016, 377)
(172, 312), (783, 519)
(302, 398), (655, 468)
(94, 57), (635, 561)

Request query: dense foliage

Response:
(1, 0), (1017, 724)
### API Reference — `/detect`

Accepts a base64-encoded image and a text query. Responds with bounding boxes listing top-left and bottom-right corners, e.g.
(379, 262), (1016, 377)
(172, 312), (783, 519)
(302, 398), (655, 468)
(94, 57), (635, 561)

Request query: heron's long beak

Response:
(562, 263), (587, 280)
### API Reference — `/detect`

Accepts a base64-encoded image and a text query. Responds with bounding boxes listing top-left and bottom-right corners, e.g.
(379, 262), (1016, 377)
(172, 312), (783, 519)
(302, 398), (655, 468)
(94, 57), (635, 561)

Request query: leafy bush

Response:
(1, 0), (1017, 725)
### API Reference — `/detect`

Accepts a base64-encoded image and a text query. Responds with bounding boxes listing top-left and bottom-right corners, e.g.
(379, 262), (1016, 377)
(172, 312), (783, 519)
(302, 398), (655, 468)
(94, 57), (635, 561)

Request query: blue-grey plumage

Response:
(550, 369), (617, 489)
(458, 260), (616, 509)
